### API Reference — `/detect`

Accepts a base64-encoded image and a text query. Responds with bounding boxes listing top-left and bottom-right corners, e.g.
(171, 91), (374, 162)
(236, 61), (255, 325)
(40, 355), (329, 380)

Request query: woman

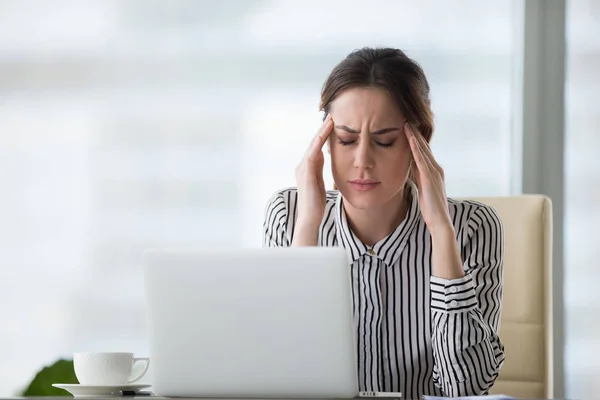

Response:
(262, 47), (505, 398)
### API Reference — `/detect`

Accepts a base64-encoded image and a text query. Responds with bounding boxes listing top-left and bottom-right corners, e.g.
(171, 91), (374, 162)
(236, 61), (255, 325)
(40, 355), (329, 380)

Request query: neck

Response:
(343, 184), (411, 247)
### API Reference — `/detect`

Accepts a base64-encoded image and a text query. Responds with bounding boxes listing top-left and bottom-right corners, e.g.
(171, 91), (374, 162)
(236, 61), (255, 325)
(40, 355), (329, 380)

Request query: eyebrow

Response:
(334, 125), (400, 135)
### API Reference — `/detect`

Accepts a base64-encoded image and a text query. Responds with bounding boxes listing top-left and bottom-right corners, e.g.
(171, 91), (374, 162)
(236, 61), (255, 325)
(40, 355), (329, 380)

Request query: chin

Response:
(336, 180), (408, 211)
(338, 187), (388, 210)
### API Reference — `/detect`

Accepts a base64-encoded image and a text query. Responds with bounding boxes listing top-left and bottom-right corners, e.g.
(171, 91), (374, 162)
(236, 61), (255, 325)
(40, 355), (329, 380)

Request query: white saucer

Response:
(53, 383), (151, 397)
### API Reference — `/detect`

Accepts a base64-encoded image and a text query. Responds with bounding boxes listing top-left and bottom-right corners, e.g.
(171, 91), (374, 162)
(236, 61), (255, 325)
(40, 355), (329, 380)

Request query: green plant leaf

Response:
(21, 359), (78, 397)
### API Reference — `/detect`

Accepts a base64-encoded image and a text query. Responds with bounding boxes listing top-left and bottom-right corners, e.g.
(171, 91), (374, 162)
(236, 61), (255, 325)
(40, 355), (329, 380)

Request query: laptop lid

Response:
(143, 247), (358, 398)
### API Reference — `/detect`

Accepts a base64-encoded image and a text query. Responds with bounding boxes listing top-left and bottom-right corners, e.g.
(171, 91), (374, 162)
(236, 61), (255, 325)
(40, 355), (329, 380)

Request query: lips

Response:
(350, 179), (378, 185)
(349, 179), (380, 192)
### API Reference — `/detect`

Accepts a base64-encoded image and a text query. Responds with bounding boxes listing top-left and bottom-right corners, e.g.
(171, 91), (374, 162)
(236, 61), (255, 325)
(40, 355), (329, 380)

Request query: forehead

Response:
(329, 86), (404, 121)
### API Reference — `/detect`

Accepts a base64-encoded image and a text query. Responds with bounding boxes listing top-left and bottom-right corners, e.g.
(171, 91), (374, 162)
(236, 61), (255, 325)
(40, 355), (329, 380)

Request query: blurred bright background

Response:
(0, 0), (598, 398)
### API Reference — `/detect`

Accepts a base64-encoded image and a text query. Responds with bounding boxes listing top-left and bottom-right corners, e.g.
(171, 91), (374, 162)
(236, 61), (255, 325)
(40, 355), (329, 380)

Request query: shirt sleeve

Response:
(430, 204), (506, 396)
(262, 190), (291, 247)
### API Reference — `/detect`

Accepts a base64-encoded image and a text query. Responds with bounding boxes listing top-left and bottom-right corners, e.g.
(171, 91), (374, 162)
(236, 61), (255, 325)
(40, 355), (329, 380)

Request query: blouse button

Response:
(450, 300), (458, 307)
(368, 248), (376, 256)
(450, 287), (457, 293)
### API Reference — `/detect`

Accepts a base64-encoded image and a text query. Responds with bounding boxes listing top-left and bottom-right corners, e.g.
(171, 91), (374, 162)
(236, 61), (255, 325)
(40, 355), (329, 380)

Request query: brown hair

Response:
(320, 47), (434, 142)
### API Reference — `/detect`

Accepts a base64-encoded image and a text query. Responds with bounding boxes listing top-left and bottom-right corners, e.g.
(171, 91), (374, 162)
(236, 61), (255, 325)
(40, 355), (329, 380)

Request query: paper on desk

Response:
(423, 395), (514, 400)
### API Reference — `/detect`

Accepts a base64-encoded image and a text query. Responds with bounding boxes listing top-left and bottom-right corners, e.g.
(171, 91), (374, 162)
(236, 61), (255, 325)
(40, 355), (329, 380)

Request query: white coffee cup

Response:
(73, 352), (150, 386)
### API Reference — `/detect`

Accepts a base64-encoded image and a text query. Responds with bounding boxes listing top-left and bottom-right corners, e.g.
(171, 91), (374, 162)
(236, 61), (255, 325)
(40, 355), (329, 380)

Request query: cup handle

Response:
(128, 357), (150, 384)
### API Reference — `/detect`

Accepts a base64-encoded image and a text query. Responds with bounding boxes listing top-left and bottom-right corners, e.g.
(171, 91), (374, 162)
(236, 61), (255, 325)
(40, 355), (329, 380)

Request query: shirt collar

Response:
(335, 180), (421, 266)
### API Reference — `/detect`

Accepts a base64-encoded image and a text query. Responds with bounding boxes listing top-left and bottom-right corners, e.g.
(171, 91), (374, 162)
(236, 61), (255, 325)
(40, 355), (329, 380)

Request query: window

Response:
(0, 0), (518, 394)
(564, 0), (600, 398)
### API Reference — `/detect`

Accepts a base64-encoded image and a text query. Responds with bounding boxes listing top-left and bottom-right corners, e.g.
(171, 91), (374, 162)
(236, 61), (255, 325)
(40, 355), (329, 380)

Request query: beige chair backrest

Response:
(464, 195), (553, 398)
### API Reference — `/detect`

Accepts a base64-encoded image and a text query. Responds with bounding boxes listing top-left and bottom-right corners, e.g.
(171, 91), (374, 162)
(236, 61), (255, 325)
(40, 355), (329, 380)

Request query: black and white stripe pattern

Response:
(262, 182), (505, 399)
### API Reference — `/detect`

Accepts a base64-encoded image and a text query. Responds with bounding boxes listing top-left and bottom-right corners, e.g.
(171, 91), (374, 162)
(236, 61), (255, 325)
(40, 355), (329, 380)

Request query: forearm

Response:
(431, 307), (505, 396)
(291, 221), (319, 247)
(429, 205), (505, 395)
(430, 229), (502, 395)
(429, 247), (504, 395)
(430, 225), (465, 280)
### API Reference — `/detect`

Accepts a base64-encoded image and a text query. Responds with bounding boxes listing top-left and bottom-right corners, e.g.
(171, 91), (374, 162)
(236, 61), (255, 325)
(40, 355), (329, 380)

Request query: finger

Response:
(406, 124), (431, 174)
(406, 123), (443, 174)
(306, 114), (334, 159)
(314, 114), (334, 147)
(406, 129), (441, 181)
(411, 160), (423, 189)
(408, 136), (432, 186)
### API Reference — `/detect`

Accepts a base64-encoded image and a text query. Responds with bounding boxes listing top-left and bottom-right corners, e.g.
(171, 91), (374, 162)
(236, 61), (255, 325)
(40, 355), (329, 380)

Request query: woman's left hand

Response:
(405, 123), (454, 236)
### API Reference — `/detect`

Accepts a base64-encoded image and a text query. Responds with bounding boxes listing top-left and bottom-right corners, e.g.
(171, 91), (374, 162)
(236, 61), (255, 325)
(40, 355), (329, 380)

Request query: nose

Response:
(353, 139), (375, 170)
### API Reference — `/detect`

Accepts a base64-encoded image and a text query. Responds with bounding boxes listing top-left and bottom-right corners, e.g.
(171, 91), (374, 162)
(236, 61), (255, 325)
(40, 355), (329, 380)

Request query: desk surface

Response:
(0, 397), (408, 400)
(0, 396), (540, 400)
(0, 398), (399, 400)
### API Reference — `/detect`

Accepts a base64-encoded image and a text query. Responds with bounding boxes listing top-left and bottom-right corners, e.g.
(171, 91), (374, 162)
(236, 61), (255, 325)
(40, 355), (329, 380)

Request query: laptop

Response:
(144, 247), (362, 398)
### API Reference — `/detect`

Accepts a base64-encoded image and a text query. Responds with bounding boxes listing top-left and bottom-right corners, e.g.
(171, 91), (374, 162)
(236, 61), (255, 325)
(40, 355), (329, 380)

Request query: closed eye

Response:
(338, 139), (395, 148)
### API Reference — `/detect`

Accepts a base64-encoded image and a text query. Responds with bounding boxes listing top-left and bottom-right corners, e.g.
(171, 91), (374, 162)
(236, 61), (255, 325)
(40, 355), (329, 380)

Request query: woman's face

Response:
(328, 86), (412, 210)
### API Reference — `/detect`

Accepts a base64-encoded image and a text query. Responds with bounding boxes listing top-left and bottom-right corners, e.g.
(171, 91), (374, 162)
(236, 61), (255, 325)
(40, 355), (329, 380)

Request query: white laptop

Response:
(143, 247), (387, 399)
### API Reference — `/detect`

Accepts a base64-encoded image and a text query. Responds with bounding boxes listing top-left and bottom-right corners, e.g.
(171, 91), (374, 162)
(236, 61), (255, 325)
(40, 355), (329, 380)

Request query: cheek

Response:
(330, 144), (351, 165)
(394, 141), (412, 168)
(330, 147), (355, 183)
(378, 149), (412, 179)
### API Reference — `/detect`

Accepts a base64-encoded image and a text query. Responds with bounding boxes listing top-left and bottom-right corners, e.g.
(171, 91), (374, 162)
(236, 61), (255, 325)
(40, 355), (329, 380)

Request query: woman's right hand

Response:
(292, 114), (334, 244)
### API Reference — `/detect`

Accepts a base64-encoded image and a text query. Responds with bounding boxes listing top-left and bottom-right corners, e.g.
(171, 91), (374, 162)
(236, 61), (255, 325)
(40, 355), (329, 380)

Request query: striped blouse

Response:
(262, 181), (505, 399)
